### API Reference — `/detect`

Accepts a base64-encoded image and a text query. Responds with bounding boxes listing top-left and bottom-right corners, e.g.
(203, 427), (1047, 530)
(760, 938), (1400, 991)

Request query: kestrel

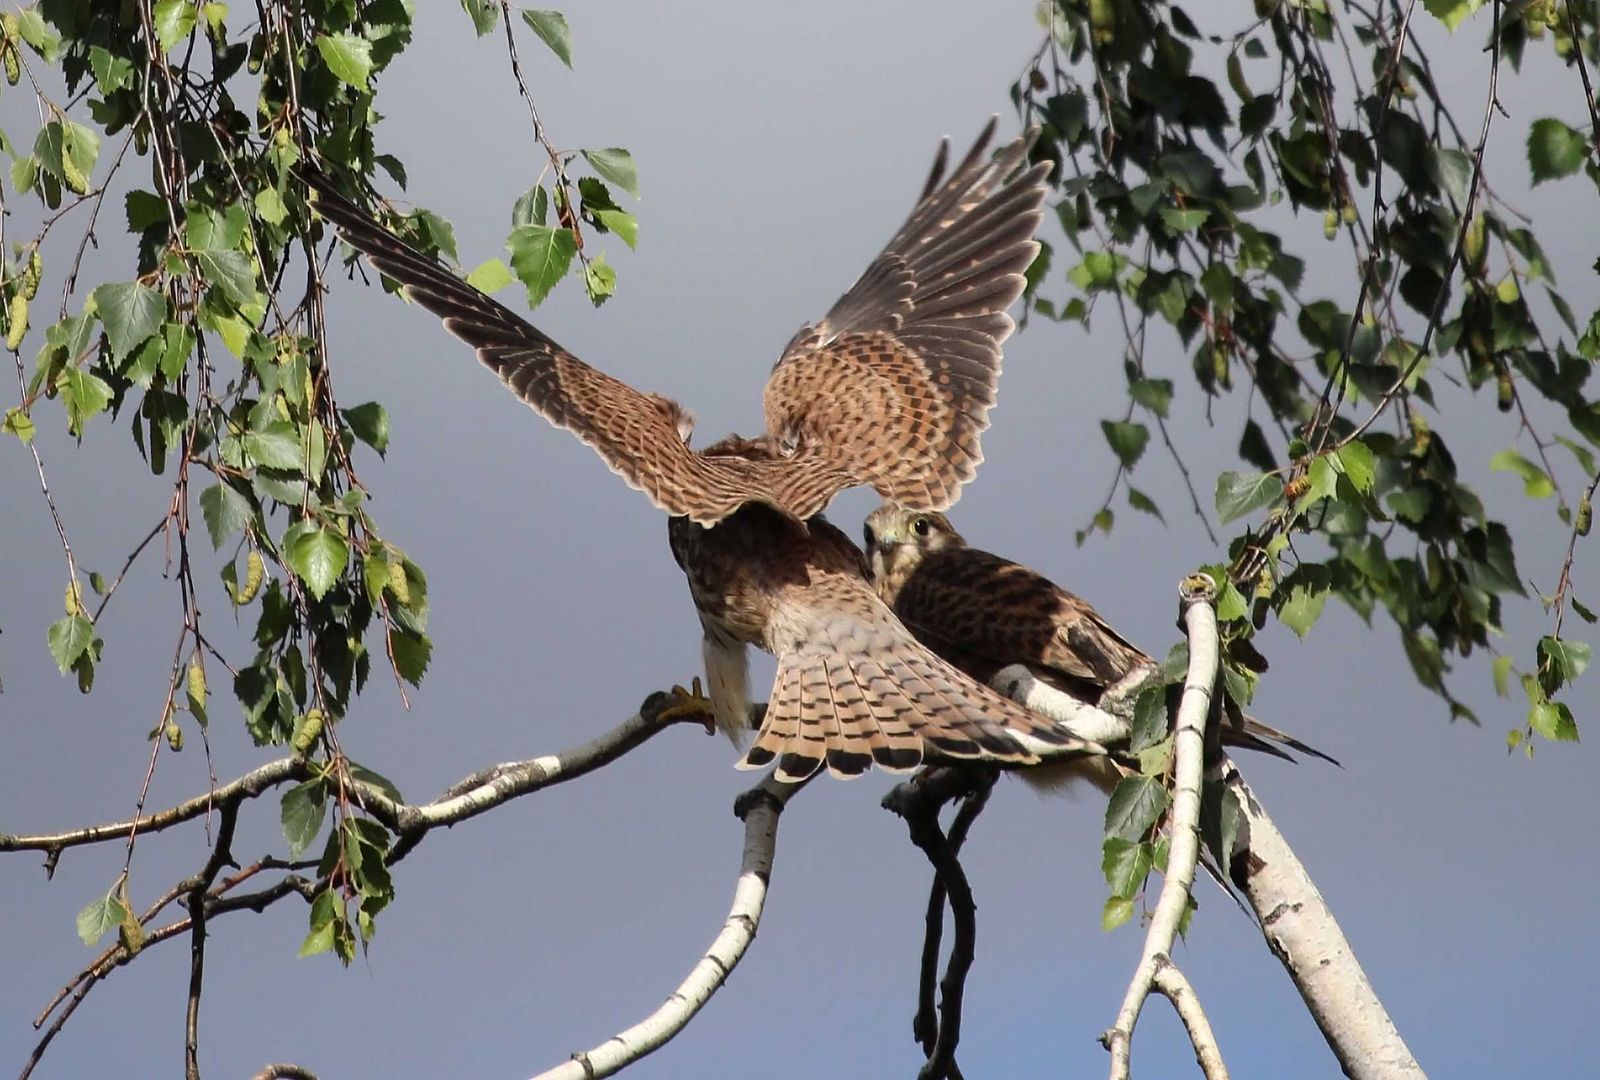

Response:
(862, 505), (1335, 789)
(305, 121), (1102, 782)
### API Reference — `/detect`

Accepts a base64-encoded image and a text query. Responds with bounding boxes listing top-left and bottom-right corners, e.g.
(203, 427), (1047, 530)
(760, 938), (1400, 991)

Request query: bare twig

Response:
(1340, 0), (1503, 448)
(1101, 575), (1220, 1080)
(1564, 0), (1600, 147)
(1222, 759), (1425, 1080)
(1552, 469), (1600, 639)
(531, 775), (802, 1080)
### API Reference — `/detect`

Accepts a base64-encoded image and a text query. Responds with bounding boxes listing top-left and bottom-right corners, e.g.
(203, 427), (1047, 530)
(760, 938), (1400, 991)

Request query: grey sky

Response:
(3, 3), (1596, 1077)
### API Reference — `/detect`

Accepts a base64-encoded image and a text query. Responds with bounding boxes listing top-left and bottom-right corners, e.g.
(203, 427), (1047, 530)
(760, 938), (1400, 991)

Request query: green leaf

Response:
(1425, 147), (1472, 206)
(1538, 637), (1591, 686)
(281, 781), (328, 858)
(388, 629), (431, 686)
(1128, 376), (1173, 418)
(16, 9), (62, 60)
(1215, 470), (1281, 524)
(1101, 420), (1149, 468)
(1279, 586), (1329, 638)
(460, 0), (500, 36)
(512, 185), (548, 228)
(255, 186), (288, 226)
(1489, 448), (1555, 499)
(583, 252), (617, 306)
(199, 482), (253, 550)
(243, 422), (306, 471)
(48, 615), (94, 673)
(522, 10), (573, 68)
(1104, 775), (1168, 842)
(300, 890), (339, 958)
(1333, 440), (1376, 494)
(594, 208), (638, 249)
(581, 148), (638, 198)
(1126, 486), (1163, 521)
(410, 209), (459, 262)
(343, 402), (390, 455)
(507, 225), (577, 308)
(1128, 685), (1168, 753)
(1492, 654), (1514, 697)
(151, 0), (198, 51)
(1101, 895), (1136, 932)
(34, 120), (100, 194)
(465, 258), (513, 293)
(1422, 0), (1485, 31)
(1529, 701), (1579, 742)
(1159, 207), (1208, 232)
(88, 46), (135, 93)
(58, 369), (114, 435)
(195, 249), (259, 307)
(76, 894), (128, 946)
(126, 191), (168, 232)
(1101, 837), (1154, 897)
(285, 526), (348, 601)
(3, 407), (36, 444)
(91, 281), (166, 360)
(1527, 118), (1587, 185)
(316, 32), (374, 90)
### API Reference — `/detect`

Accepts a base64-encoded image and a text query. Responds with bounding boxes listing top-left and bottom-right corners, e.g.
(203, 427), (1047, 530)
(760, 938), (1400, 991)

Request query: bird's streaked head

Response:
(862, 504), (965, 599)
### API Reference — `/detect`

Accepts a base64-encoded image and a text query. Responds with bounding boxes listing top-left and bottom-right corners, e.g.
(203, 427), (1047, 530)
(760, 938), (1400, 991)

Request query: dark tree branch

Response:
(883, 766), (998, 1080)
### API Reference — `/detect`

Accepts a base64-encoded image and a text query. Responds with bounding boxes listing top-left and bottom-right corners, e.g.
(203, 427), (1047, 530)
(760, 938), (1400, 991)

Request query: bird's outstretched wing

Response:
(302, 172), (819, 525)
(762, 117), (1051, 513)
(745, 564), (1097, 783)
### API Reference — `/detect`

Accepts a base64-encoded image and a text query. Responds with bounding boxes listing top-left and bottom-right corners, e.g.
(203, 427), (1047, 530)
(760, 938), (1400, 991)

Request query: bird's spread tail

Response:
(741, 627), (1094, 784)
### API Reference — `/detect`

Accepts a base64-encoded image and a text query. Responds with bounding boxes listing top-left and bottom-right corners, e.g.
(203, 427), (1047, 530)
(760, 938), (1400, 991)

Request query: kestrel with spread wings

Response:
(863, 505), (1335, 791)
(306, 120), (1102, 782)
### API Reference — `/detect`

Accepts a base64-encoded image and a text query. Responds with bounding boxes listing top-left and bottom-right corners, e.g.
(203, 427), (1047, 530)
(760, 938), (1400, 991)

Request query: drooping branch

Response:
(530, 775), (802, 1080)
(1222, 760), (1425, 1080)
(1101, 576), (1225, 1080)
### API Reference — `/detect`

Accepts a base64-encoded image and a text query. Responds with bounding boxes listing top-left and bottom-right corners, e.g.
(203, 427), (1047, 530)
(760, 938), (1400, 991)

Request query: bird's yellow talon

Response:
(657, 676), (716, 734)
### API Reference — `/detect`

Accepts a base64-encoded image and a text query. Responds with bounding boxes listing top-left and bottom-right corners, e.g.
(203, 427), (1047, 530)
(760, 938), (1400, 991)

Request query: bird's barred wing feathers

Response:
(763, 117), (1051, 514)
(302, 171), (780, 525)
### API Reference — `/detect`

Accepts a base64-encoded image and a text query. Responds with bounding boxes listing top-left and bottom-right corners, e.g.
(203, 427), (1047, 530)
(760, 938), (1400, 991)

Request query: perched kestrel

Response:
(862, 505), (1335, 788)
(305, 121), (1101, 782)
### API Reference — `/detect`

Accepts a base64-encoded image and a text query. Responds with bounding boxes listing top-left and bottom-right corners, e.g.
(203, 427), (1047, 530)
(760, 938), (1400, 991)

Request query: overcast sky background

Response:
(3, 3), (1597, 1078)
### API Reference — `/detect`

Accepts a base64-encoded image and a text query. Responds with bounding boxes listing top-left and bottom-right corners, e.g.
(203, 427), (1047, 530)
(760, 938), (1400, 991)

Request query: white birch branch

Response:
(1223, 760), (1426, 1080)
(1151, 960), (1229, 1080)
(1101, 575), (1223, 1080)
(531, 775), (800, 1080)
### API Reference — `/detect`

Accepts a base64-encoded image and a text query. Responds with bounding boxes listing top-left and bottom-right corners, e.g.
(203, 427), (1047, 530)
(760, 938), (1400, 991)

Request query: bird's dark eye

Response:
(863, 525), (876, 551)
(913, 518), (930, 537)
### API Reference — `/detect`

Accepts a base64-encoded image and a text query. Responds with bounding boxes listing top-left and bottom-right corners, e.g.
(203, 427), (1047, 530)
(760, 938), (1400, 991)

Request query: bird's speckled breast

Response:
(667, 506), (868, 648)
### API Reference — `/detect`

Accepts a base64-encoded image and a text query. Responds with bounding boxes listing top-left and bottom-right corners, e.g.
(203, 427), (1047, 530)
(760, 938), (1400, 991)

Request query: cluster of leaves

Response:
(1011, 0), (1599, 924)
(1097, 668), (1241, 932)
(0, 0), (620, 965)
(1016, 0), (1597, 756)
(450, 2), (640, 309)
